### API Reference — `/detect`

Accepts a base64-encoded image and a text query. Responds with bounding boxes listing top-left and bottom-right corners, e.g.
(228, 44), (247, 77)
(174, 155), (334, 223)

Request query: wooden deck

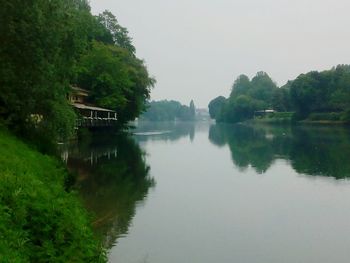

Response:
(72, 103), (118, 128)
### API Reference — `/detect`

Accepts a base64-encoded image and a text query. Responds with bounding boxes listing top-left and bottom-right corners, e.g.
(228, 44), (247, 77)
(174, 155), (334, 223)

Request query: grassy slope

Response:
(0, 128), (106, 262)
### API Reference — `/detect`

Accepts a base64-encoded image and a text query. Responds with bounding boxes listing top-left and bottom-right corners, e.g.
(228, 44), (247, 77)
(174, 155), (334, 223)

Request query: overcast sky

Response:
(90, 0), (350, 108)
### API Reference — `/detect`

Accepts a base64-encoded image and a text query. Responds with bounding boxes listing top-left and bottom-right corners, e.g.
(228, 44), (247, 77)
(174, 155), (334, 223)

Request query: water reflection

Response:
(209, 124), (350, 179)
(63, 133), (155, 249)
(62, 122), (350, 263)
(132, 121), (196, 142)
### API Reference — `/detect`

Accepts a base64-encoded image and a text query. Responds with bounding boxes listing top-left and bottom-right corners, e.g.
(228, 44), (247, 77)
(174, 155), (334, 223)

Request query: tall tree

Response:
(230, 74), (251, 97)
(213, 72), (278, 123)
(76, 41), (154, 125)
(249, 71), (277, 105)
(0, 0), (91, 140)
(97, 10), (136, 54)
(208, 96), (226, 119)
(189, 100), (196, 120)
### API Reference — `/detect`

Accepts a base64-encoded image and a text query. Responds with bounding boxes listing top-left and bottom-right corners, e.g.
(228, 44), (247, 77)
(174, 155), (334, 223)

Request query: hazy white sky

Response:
(90, 0), (350, 108)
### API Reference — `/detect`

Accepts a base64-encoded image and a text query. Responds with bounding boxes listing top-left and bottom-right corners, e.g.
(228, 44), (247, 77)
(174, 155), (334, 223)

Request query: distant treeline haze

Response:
(209, 65), (350, 123)
(140, 100), (196, 121)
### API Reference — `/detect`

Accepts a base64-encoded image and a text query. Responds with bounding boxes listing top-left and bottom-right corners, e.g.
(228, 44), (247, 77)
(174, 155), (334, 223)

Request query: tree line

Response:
(209, 65), (350, 123)
(140, 100), (196, 121)
(0, 0), (155, 145)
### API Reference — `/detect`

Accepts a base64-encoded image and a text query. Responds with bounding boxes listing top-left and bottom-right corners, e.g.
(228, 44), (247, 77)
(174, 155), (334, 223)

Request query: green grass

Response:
(307, 112), (343, 121)
(0, 128), (106, 262)
(301, 112), (350, 125)
(253, 112), (294, 124)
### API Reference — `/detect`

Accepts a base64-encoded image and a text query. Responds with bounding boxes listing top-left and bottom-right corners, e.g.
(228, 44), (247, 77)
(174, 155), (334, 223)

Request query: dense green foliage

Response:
(0, 128), (106, 262)
(0, 1), (153, 260)
(208, 96), (226, 119)
(209, 65), (350, 124)
(210, 72), (283, 123)
(76, 41), (154, 125)
(290, 65), (350, 121)
(75, 11), (155, 126)
(140, 100), (196, 121)
(0, 0), (154, 141)
(0, 0), (91, 141)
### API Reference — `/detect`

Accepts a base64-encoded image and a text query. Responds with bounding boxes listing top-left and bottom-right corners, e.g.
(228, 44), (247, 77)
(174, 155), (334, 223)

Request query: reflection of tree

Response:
(212, 125), (276, 173)
(133, 121), (196, 142)
(208, 124), (226, 147)
(209, 124), (350, 178)
(290, 127), (350, 179)
(66, 133), (154, 249)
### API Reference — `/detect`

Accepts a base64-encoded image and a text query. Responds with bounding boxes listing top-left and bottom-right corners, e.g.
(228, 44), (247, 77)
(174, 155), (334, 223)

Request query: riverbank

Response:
(0, 128), (106, 262)
(252, 112), (349, 126)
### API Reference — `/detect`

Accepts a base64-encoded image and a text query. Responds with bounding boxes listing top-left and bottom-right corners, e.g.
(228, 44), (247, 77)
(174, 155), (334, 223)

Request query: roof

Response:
(71, 87), (89, 97)
(72, 103), (116, 113)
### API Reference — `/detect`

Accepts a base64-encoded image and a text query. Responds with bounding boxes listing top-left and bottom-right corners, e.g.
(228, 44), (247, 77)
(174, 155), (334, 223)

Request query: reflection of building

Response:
(254, 109), (275, 117)
(69, 87), (117, 127)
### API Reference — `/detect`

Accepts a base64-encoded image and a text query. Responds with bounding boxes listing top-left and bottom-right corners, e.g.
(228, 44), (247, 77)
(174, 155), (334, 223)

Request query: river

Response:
(63, 122), (350, 263)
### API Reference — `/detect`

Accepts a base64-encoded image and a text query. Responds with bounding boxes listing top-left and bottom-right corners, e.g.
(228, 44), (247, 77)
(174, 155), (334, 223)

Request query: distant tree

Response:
(290, 72), (329, 118)
(208, 96), (226, 119)
(249, 71), (277, 106)
(272, 87), (291, 112)
(230, 74), (251, 97)
(223, 95), (265, 123)
(210, 65), (350, 124)
(215, 72), (278, 123)
(141, 100), (182, 121)
(177, 105), (192, 121)
(289, 65), (350, 120)
(140, 100), (196, 121)
(329, 65), (350, 113)
(189, 100), (196, 120)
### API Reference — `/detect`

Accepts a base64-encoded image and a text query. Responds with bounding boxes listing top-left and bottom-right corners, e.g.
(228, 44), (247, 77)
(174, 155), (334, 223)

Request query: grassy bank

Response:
(252, 112), (350, 126)
(252, 112), (294, 124)
(0, 128), (106, 262)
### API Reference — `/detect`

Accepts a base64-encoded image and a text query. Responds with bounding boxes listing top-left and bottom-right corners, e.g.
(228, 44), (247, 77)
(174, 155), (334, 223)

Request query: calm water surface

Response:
(64, 122), (350, 263)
